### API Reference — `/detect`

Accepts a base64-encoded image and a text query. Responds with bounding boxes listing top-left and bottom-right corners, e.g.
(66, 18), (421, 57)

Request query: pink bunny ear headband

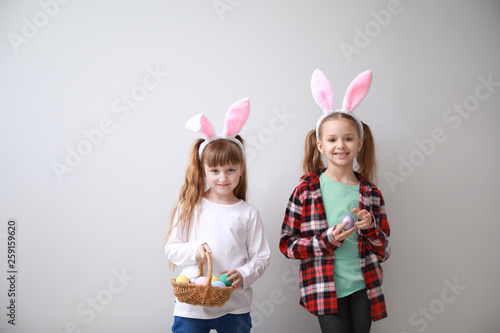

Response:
(311, 69), (372, 140)
(185, 97), (250, 160)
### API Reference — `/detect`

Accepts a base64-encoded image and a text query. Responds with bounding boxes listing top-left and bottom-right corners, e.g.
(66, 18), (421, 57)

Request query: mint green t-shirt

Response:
(319, 173), (365, 298)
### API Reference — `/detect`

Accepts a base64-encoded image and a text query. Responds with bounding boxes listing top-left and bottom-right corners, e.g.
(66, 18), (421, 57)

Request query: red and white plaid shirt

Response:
(279, 169), (390, 321)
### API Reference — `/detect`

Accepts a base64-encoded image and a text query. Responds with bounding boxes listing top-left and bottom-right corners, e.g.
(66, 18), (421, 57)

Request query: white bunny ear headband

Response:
(185, 97), (250, 160)
(311, 69), (372, 139)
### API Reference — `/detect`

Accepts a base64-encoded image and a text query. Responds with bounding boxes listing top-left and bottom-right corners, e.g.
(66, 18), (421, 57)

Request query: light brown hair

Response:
(166, 137), (246, 269)
(303, 113), (377, 182)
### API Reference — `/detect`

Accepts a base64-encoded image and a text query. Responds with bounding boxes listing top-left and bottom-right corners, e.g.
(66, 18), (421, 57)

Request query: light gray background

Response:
(1, 1), (500, 332)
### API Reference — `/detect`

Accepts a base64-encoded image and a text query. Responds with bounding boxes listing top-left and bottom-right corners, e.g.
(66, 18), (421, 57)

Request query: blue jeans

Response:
(172, 313), (252, 333)
(317, 289), (372, 333)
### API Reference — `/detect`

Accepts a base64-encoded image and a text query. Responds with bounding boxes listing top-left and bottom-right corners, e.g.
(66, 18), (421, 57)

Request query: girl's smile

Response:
(334, 152), (349, 159)
(317, 118), (362, 167)
(315, 117), (364, 183)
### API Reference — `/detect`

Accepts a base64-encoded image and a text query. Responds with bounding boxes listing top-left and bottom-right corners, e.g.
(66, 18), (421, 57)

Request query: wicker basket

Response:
(171, 252), (234, 307)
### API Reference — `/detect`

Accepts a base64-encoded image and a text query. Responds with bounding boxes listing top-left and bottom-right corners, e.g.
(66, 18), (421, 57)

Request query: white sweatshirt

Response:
(165, 198), (271, 319)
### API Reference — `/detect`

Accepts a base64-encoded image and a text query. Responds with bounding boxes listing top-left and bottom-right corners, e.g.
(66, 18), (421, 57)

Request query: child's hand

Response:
(332, 222), (356, 241)
(352, 208), (373, 230)
(196, 243), (212, 263)
(221, 270), (243, 290)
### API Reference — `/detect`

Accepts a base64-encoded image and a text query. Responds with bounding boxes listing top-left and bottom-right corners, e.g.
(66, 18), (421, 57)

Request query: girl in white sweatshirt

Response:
(165, 98), (270, 333)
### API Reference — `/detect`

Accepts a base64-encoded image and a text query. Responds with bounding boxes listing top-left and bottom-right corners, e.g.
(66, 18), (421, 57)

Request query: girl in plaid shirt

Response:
(279, 70), (390, 333)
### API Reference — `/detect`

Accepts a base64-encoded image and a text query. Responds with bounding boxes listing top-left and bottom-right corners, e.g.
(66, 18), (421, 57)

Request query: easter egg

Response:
(175, 275), (189, 284)
(342, 215), (355, 230)
(211, 276), (219, 283)
(195, 277), (207, 285)
(219, 273), (233, 286)
(211, 281), (227, 288)
(189, 276), (198, 284)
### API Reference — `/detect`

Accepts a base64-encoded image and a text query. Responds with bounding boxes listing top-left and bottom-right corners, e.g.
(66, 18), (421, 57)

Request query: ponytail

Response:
(165, 138), (205, 270)
(303, 129), (324, 174)
(356, 122), (377, 182)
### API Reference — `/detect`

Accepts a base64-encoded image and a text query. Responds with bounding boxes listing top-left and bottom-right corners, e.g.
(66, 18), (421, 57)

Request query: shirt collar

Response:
(300, 168), (373, 192)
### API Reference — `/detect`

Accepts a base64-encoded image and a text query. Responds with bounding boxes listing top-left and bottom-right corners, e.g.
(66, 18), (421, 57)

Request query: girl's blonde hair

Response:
(303, 113), (377, 182)
(166, 136), (247, 269)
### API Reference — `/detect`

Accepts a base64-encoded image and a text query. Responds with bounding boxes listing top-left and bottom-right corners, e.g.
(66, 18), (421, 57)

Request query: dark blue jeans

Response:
(317, 289), (372, 333)
(172, 313), (252, 333)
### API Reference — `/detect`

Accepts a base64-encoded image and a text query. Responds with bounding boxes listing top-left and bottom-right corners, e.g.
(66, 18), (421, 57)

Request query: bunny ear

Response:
(311, 69), (334, 112)
(185, 113), (214, 139)
(342, 70), (372, 112)
(223, 97), (250, 137)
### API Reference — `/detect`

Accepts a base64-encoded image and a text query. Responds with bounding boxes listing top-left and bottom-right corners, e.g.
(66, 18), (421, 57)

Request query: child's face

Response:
(202, 163), (243, 200)
(316, 118), (363, 169)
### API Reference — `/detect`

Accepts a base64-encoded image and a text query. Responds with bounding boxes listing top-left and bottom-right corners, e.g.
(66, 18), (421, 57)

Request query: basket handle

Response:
(196, 251), (213, 288)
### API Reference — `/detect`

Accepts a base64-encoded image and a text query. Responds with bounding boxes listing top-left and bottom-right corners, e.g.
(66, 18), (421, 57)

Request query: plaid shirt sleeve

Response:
(359, 184), (390, 263)
(279, 183), (343, 259)
(358, 175), (391, 321)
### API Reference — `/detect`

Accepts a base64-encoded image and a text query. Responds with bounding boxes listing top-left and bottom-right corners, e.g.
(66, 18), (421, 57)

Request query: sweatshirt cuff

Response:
(236, 266), (250, 290)
(189, 241), (204, 263)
